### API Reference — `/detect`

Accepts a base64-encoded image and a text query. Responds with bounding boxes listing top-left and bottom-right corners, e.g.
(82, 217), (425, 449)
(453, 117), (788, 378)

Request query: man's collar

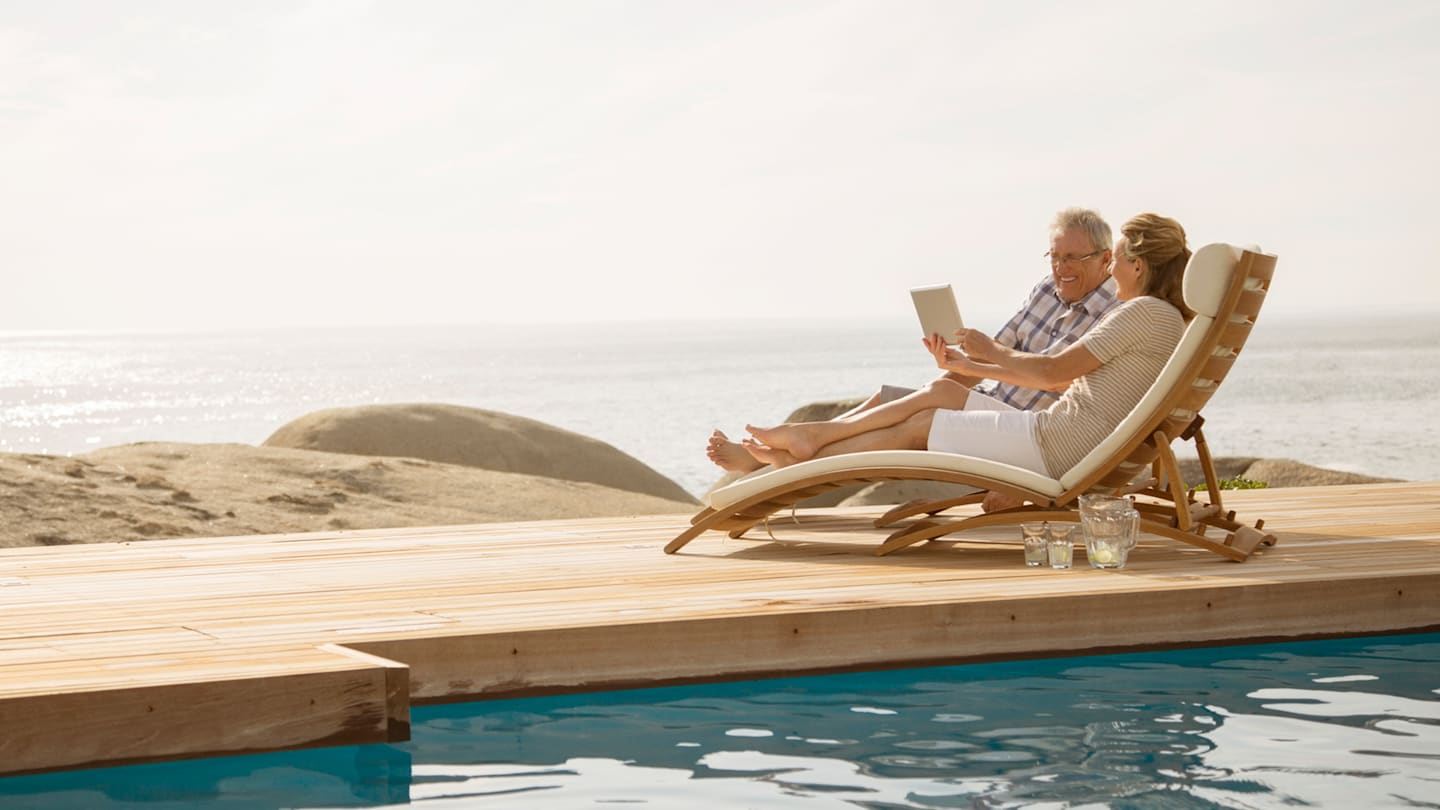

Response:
(1049, 277), (1117, 314)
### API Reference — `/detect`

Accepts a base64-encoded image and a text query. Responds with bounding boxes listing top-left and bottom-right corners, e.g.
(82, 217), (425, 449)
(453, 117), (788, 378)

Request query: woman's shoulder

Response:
(1118, 295), (1182, 319)
(1103, 296), (1184, 333)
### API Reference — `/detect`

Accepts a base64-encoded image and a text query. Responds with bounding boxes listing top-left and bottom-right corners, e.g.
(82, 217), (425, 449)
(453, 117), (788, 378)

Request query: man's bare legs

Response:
(706, 430), (765, 474)
(746, 378), (971, 463)
(704, 385), (907, 473)
(743, 409), (935, 469)
(704, 374), (978, 474)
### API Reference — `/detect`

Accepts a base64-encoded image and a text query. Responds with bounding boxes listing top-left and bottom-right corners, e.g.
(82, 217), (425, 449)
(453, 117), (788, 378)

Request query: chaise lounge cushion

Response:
(703, 449), (1064, 509)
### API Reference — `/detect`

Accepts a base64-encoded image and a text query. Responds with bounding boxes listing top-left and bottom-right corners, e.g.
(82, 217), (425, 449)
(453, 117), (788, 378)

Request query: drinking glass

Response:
(1046, 524), (1074, 569)
(1021, 522), (1049, 567)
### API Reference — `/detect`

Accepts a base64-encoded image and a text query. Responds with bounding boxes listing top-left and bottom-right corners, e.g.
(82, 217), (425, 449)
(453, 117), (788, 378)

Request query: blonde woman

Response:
(744, 213), (1192, 478)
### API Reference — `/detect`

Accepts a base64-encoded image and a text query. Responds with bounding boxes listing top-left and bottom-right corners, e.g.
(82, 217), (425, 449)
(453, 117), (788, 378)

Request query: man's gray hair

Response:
(1050, 207), (1113, 253)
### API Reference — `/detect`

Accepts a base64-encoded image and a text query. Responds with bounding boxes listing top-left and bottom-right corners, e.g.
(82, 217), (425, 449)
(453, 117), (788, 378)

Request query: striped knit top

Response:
(1034, 296), (1185, 477)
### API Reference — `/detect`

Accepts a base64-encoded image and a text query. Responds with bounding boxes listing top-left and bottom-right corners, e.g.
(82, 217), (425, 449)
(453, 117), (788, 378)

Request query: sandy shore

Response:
(0, 442), (696, 548)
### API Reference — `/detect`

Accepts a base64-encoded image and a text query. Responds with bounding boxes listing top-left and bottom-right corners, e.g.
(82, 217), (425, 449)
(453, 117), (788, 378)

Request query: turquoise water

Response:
(2, 633), (1437, 808)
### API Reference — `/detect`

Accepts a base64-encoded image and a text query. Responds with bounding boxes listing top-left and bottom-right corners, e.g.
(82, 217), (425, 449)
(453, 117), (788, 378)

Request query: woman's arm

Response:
(926, 330), (1101, 392)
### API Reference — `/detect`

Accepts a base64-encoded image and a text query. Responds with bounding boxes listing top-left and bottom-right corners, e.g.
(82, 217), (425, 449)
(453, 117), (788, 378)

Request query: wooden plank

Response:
(0, 646), (407, 776)
(0, 483), (1435, 775)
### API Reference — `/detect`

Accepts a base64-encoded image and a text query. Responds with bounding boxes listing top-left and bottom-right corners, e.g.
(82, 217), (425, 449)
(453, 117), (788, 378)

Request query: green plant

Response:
(1192, 477), (1268, 492)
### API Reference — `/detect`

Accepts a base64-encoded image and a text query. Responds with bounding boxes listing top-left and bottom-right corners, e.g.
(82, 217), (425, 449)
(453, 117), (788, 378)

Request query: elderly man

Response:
(708, 207), (1119, 474)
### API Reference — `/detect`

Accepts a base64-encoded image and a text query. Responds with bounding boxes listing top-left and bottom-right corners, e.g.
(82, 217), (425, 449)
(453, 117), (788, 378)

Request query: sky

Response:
(3, 0), (1438, 332)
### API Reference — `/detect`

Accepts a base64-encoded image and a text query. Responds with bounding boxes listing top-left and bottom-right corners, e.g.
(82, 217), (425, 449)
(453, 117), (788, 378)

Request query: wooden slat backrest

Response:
(1060, 248), (1275, 501)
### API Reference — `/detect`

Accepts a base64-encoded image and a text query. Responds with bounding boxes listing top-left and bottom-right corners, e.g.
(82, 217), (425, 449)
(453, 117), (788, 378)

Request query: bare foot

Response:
(741, 438), (801, 469)
(982, 492), (1025, 513)
(706, 430), (764, 473)
(744, 422), (822, 461)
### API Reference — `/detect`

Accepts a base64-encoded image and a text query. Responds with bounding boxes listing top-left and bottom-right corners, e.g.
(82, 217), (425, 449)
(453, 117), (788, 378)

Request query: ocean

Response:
(2, 314), (1438, 499)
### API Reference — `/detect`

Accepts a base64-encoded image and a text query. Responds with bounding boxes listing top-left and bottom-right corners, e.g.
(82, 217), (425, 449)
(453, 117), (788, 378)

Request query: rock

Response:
(1176, 456), (1259, 485)
(0, 442), (697, 548)
(1240, 459), (1398, 488)
(783, 398), (865, 423)
(264, 403), (697, 505)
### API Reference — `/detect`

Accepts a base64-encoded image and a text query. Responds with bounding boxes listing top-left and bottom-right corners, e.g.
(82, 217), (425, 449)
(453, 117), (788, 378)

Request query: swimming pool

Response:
(2, 632), (1436, 808)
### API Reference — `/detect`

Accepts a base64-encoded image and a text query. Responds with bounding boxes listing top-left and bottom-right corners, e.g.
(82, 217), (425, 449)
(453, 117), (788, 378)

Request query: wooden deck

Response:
(2, 482), (1438, 776)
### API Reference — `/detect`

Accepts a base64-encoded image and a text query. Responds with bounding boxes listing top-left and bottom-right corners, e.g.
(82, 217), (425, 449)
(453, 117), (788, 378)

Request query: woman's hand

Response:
(923, 333), (979, 375)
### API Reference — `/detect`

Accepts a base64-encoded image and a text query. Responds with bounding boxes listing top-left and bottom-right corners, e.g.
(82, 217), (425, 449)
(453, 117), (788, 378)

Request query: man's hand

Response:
(955, 328), (1002, 363)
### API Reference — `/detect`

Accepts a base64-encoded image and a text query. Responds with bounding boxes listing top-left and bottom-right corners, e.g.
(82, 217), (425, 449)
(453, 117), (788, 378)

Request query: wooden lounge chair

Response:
(666, 243), (1278, 561)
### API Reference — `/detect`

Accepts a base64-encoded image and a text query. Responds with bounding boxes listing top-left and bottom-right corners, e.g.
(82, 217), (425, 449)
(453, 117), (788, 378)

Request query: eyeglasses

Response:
(1045, 249), (1105, 267)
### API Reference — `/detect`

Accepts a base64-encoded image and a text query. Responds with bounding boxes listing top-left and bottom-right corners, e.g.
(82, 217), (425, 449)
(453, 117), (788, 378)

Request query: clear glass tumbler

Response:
(1046, 524), (1074, 569)
(1021, 522), (1049, 567)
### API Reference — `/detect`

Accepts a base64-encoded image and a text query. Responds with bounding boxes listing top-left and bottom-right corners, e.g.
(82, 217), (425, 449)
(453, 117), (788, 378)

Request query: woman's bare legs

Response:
(743, 409), (935, 468)
(746, 378), (971, 462)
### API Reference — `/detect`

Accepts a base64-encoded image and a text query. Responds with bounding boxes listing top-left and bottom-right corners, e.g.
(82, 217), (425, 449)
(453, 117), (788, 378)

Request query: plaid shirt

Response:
(980, 276), (1120, 411)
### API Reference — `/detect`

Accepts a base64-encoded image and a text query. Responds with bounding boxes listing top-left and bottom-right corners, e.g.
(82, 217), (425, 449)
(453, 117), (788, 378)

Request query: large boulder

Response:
(784, 398), (866, 423)
(1241, 459), (1397, 488)
(1176, 456), (1259, 485)
(265, 404), (697, 505)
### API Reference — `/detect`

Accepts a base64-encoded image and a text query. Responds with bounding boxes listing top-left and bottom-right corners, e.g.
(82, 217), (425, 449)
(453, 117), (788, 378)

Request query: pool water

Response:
(3, 633), (1437, 809)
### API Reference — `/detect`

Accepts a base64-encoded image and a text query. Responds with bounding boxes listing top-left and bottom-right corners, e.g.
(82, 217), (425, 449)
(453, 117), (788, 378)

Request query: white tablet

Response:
(910, 284), (965, 344)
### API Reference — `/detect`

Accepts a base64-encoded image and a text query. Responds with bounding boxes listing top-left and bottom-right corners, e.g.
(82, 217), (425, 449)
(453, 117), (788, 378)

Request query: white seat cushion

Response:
(704, 450), (1064, 510)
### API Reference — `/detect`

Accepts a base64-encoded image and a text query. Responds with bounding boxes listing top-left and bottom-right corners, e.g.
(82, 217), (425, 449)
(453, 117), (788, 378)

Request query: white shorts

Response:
(926, 392), (1050, 475)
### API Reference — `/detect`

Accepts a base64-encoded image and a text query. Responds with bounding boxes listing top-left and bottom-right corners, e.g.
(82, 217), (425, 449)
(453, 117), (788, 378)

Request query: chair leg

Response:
(875, 493), (984, 527)
(664, 520), (711, 553)
(667, 507), (767, 553)
(1227, 524), (1276, 555)
(1192, 426), (1225, 513)
(1150, 430), (1194, 532)
(875, 508), (1069, 556)
(1140, 520), (1252, 561)
(877, 520), (958, 555)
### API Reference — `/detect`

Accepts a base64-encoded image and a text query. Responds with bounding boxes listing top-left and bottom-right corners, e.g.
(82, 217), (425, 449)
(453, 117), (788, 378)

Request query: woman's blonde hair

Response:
(1120, 213), (1192, 319)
